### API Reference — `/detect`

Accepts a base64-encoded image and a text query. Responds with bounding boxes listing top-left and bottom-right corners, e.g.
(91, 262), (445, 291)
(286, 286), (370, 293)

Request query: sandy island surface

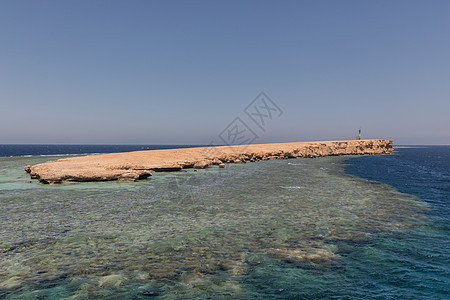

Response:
(25, 139), (393, 184)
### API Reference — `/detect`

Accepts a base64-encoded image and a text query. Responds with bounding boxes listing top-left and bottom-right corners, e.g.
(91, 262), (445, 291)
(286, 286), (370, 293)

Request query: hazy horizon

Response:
(0, 142), (448, 146)
(1, 1), (449, 145)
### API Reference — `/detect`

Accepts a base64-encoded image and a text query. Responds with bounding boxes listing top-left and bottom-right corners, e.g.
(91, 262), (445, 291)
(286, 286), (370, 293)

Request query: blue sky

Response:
(1, 0), (449, 145)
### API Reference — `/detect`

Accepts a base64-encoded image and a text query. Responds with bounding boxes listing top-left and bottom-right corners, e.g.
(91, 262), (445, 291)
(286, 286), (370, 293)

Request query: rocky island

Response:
(25, 139), (393, 184)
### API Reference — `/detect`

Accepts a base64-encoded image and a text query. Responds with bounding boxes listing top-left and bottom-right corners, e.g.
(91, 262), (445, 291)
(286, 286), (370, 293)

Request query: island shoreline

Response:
(25, 139), (393, 184)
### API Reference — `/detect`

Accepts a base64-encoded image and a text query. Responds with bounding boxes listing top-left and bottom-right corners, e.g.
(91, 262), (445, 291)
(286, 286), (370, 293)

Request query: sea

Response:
(0, 145), (448, 299)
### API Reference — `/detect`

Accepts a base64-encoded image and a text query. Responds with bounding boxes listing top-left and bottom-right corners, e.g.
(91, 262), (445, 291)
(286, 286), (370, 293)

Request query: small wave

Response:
(3, 152), (107, 158)
(39, 153), (104, 157)
(39, 154), (74, 157)
(281, 186), (307, 190)
(287, 162), (305, 166)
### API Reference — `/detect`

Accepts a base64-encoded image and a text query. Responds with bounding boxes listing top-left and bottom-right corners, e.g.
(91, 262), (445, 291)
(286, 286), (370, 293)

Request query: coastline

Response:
(2, 147), (448, 299)
(25, 139), (393, 184)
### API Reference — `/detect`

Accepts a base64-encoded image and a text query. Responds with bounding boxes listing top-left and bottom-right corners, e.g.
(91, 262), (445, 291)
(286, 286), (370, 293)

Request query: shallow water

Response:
(0, 153), (445, 299)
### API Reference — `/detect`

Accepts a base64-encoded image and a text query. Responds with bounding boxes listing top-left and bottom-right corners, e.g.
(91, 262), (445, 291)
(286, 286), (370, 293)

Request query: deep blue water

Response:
(345, 146), (450, 298)
(0, 144), (202, 157)
(345, 146), (450, 220)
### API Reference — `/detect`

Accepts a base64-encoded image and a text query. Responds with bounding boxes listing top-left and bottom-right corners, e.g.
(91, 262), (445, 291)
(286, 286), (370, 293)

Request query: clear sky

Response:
(1, 0), (449, 145)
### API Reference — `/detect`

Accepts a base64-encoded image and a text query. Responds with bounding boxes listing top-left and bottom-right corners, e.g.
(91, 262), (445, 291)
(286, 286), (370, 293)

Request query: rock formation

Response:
(25, 139), (393, 184)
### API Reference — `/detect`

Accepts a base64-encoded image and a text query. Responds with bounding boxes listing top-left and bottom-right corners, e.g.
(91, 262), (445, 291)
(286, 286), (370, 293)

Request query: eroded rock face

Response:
(193, 160), (211, 169)
(117, 170), (153, 182)
(25, 139), (393, 184)
(24, 165), (32, 173)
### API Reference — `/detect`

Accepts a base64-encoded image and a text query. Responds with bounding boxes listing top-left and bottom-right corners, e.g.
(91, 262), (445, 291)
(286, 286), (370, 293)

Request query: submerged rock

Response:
(98, 274), (124, 288)
(0, 276), (21, 289)
(268, 247), (337, 263)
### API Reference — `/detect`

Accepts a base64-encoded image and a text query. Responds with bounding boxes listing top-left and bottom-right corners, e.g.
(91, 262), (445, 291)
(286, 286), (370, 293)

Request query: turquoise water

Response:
(0, 150), (447, 299)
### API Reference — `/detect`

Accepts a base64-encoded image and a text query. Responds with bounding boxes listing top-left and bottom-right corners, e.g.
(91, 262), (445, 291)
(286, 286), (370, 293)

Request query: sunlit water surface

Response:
(0, 152), (447, 299)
